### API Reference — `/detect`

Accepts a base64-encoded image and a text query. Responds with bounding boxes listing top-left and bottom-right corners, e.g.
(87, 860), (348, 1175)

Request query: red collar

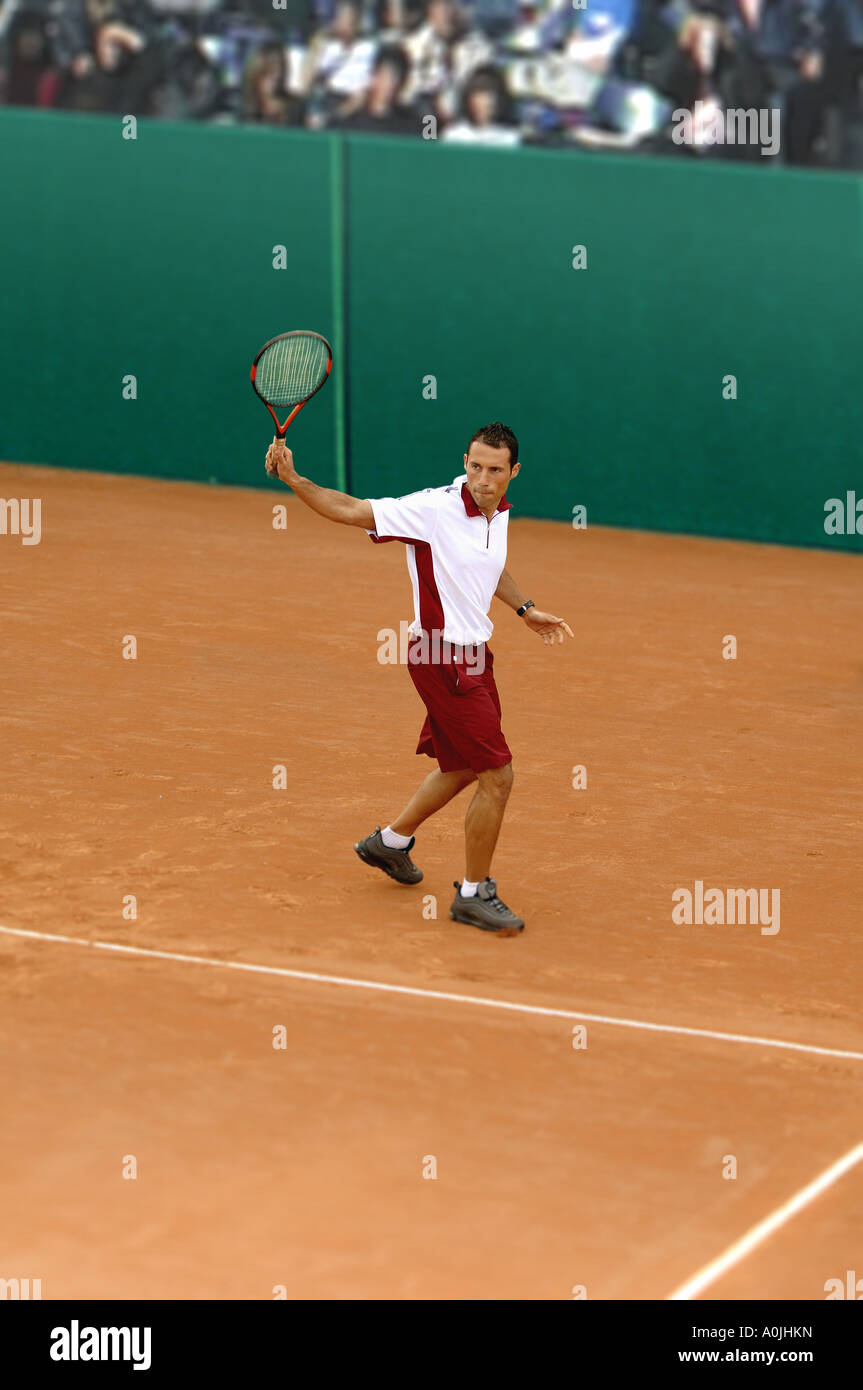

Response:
(461, 481), (512, 518)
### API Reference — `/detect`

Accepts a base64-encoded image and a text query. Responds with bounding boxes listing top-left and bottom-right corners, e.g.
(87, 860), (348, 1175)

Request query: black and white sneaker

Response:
(449, 878), (524, 935)
(354, 826), (423, 885)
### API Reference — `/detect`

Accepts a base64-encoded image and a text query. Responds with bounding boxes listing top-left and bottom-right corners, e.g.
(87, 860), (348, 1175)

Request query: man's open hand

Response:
(265, 440), (296, 485)
(523, 609), (574, 645)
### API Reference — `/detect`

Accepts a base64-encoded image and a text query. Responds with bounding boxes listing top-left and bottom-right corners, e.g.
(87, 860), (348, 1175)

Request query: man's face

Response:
(463, 441), (519, 513)
(370, 61), (400, 107)
(333, 3), (359, 42)
(467, 88), (497, 126)
(428, 0), (455, 37)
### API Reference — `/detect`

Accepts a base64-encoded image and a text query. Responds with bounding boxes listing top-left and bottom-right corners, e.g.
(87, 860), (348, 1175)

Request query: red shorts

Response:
(406, 638), (512, 774)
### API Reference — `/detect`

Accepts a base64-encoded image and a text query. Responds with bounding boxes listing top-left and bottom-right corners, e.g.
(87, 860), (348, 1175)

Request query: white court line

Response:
(2, 923), (863, 1063)
(667, 1141), (863, 1300)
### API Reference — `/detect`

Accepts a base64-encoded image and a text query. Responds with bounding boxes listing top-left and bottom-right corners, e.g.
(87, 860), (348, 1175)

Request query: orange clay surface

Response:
(1, 461), (861, 1300)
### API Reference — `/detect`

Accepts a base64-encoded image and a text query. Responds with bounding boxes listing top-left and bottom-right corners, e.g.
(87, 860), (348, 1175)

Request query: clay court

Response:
(2, 459), (861, 1301)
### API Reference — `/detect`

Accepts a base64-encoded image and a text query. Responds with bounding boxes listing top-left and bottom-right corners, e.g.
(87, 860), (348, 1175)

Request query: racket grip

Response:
(268, 433), (284, 477)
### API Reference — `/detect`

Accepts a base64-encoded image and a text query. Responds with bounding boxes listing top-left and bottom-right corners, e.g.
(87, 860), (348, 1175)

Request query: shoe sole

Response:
(449, 907), (524, 936)
(354, 842), (422, 885)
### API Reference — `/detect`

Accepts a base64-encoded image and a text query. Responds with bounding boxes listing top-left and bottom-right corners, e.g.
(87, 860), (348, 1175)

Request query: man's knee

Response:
(448, 767), (477, 788)
(478, 762), (513, 801)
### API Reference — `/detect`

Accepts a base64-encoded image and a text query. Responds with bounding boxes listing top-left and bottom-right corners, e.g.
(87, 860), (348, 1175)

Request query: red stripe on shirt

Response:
(368, 533), (444, 635)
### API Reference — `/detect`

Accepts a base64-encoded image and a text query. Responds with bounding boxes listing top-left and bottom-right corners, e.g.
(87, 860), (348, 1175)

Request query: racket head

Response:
(250, 330), (333, 436)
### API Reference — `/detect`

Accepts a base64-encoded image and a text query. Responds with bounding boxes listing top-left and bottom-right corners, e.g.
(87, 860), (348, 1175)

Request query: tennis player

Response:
(266, 422), (572, 935)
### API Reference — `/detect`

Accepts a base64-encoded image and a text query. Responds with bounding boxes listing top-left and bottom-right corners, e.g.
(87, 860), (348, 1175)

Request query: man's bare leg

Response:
(464, 763), (514, 882)
(389, 767), (477, 837)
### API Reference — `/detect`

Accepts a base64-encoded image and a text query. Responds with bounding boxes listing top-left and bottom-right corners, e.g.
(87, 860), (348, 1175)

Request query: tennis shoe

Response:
(354, 826), (423, 885)
(449, 878), (524, 935)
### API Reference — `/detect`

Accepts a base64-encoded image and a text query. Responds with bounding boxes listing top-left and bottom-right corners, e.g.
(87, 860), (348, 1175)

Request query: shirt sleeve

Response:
(365, 488), (440, 545)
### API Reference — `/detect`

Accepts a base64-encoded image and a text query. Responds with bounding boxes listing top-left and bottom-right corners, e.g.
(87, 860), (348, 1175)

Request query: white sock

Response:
(460, 879), (480, 898)
(381, 825), (412, 849)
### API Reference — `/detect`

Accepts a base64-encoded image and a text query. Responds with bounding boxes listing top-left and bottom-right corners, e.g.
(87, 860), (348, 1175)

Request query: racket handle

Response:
(272, 433), (285, 447)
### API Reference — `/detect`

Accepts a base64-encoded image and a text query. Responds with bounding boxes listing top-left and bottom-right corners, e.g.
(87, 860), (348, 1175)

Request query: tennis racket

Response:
(250, 330), (332, 471)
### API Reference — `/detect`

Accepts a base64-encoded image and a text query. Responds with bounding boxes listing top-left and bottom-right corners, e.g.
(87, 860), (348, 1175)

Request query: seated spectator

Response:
(718, 0), (829, 162)
(52, 0), (149, 112)
(652, 9), (777, 158)
(243, 40), (299, 123)
(302, 0), (378, 109)
(332, 40), (420, 128)
(651, 10), (731, 113)
(402, 0), (494, 118)
(0, 0), (855, 169)
(651, 0), (829, 162)
(402, 0), (455, 99)
(442, 61), (521, 140)
(4, 8), (61, 106)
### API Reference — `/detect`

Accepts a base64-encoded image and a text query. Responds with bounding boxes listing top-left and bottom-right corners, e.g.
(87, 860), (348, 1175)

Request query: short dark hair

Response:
(374, 43), (410, 88)
(467, 421), (519, 468)
(460, 64), (514, 125)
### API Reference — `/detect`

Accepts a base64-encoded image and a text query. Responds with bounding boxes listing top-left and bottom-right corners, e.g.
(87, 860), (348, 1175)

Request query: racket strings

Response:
(256, 333), (330, 407)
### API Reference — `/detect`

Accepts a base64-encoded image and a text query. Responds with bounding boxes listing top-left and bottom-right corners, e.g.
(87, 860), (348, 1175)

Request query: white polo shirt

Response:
(366, 475), (512, 646)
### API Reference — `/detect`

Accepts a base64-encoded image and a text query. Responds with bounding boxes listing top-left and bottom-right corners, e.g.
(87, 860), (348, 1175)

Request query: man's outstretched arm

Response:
(494, 568), (574, 645)
(266, 440), (374, 529)
(494, 568), (531, 613)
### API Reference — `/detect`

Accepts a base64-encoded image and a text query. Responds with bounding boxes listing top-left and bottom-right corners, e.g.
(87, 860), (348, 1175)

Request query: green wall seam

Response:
(329, 134), (349, 495)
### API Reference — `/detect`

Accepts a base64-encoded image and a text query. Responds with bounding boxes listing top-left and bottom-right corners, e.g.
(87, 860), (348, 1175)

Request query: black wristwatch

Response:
(516, 600), (535, 618)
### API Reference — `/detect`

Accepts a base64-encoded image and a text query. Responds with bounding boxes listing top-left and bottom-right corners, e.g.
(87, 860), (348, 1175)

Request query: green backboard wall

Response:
(346, 137), (862, 551)
(0, 111), (338, 488)
(2, 109), (860, 549)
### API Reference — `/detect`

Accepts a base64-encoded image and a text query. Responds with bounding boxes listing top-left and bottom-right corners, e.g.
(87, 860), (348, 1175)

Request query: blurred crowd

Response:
(2, 0), (862, 166)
